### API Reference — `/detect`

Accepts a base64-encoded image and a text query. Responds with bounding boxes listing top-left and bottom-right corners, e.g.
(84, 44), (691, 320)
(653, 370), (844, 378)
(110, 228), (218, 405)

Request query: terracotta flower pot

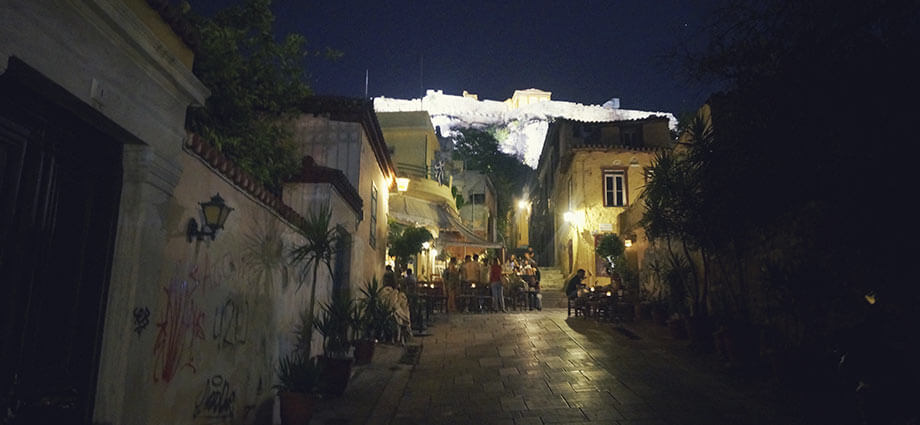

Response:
(353, 339), (376, 365)
(279, 391), (316, 425)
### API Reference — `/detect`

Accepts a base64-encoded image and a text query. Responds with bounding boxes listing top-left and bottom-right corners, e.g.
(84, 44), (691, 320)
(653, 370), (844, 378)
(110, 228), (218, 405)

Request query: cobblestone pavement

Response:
(389, 309), (793, 425)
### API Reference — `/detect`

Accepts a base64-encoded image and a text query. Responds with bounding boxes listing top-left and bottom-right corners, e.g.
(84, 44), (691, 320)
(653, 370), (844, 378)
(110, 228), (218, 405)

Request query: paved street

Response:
(389, 309), (791, 425)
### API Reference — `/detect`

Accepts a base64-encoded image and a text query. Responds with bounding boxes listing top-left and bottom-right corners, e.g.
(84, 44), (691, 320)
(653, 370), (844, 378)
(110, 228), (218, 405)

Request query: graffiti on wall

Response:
(188, 252), (242, 293)
(212, 297), (248, 350)
(133, 306), (151, 335)
(153, 279), (205, 383)
(193, 374), (236, 421)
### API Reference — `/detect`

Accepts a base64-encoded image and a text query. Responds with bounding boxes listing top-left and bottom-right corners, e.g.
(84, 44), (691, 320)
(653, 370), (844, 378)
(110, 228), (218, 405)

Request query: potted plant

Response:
(313, 289), (356, 396)
(353, 278), (397, 364)
(275, 309), (321, 425)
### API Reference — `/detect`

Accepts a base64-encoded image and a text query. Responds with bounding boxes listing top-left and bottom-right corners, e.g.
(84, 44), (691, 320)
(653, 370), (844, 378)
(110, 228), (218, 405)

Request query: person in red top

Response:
(489, 258), (507, 312)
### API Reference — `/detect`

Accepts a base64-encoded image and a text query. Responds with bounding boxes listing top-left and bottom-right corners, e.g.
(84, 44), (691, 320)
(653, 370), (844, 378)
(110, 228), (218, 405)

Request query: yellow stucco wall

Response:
(377, 111), (439, 173)
(354, 129), (391, 287)
(551, 149), (657, 285)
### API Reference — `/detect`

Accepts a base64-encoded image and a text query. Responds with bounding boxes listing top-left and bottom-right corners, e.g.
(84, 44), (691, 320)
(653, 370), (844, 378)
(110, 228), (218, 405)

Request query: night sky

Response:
(191, 0), (722, 115)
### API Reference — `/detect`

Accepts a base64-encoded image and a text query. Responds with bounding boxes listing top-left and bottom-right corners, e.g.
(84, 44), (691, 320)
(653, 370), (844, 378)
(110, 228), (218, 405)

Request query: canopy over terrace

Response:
(389, 194), (502, 278)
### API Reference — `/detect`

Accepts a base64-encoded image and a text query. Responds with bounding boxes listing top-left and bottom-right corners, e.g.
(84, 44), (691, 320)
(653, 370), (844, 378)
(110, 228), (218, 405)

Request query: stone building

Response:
(529, 116), (673, 285)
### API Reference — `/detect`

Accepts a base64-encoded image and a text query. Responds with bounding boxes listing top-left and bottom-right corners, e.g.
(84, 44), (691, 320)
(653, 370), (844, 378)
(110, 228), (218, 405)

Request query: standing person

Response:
(471, 254), (483, 288)
(479, 254), (490, 288)
(459, 255), (473, 287)
(445, 257), (460, 313)
(489, 258), (507, 312)
(523, 264), (537, 310)
(459, 255), (473, 312)
(405, 268), (418, 289)
(383, 265), (397, 289)
(533, 265), (543, 311)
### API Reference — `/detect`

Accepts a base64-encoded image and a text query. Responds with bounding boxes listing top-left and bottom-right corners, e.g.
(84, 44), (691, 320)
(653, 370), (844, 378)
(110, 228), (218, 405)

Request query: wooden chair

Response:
(567, 297), (585, 317)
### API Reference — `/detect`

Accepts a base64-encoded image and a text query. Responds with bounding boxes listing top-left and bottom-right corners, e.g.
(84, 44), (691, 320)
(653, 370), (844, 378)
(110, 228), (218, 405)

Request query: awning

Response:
(389, 194), (502, 249)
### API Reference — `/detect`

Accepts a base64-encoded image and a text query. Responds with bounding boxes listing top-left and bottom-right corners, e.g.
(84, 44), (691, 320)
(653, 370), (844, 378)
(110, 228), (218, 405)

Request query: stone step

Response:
(540, 290), (569, 308)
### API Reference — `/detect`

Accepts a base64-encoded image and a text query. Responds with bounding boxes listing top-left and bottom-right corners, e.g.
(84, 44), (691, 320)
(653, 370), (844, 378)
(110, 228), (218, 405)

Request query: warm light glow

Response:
(563, 211), (575, 222)
(518, 200), (528, 210)
(422, 242), (430, 250)
(429, 248), (437, 257)
(606, 291), (612, 297)
(471, 283), (476, 288)
(396, 177), (410, 192)
(624, 239), (633, 248)
(590, 286), (595, 292)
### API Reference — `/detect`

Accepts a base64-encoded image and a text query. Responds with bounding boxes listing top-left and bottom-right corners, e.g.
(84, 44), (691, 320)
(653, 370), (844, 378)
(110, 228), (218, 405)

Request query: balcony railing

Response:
(396, 162), (449, 187)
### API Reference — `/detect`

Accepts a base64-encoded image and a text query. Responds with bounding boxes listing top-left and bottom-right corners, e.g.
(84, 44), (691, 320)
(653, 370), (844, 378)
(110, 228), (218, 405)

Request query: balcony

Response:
(395, 162), (455, 210)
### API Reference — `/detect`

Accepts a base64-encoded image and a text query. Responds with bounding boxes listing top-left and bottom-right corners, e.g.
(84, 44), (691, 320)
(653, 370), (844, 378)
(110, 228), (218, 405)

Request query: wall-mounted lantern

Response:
(396, 177), (410, 192)
(563, 211), (575, 222)
(187, 193), (234, 242)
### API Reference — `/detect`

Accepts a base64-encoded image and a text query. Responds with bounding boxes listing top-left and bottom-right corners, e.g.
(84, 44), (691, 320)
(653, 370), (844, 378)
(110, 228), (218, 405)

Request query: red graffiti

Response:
(153, 279), (205, 383)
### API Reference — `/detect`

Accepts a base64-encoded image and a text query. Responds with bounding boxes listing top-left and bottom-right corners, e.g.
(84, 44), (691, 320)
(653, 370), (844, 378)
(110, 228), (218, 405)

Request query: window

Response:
(603, 170), (626, 207)
(470, 193), (485, 204)
(370, 184), (378, 248)
(621, 125), (642, 147)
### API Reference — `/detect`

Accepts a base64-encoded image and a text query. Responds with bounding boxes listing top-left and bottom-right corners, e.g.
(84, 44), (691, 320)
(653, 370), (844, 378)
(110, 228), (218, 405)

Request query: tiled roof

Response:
(289, 156), (363, 217)
(554, 115), (671, 125)
(185, 134), (309, 230)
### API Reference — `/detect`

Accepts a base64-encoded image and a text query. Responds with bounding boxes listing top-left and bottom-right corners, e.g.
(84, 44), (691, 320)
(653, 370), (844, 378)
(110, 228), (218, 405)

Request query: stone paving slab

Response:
(384, 308), (797, 425)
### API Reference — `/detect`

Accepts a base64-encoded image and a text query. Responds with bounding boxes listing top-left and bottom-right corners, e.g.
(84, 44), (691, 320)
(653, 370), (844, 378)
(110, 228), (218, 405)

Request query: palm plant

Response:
(356, 277), (397, 341)
(289, 205), (348, 356)
(312, 289), (355, 359)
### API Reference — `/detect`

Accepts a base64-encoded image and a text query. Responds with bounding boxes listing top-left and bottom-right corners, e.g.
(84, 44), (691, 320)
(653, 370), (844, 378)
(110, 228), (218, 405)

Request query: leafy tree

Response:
(664, 1), (919, 420)
(185, 0), (337, 192)
(386, 222), (433, 275)
(452, 128), (534, 244)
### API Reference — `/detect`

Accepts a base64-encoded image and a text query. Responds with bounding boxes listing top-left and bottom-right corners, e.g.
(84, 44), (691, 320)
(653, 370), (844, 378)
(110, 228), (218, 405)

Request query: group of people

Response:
(439, 249), (543, 313)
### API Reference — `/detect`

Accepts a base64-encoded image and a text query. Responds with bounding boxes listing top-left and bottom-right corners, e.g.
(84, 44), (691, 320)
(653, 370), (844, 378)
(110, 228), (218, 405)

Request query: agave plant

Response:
(312, 289), (356, 359)
(356, 278), (398, 341)
(275, 352), (320, 394)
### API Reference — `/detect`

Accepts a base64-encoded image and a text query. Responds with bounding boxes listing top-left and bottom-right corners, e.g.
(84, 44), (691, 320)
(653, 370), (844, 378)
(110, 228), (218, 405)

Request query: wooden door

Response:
(1, 67), (123, 425)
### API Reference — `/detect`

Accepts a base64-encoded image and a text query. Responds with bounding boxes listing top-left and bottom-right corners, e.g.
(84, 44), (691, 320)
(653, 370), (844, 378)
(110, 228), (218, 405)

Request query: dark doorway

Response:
(1, 61), (123, 425)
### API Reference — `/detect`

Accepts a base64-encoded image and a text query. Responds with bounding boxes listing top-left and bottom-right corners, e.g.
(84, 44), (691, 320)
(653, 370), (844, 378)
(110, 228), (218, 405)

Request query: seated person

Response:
(565, 269), (587, 299)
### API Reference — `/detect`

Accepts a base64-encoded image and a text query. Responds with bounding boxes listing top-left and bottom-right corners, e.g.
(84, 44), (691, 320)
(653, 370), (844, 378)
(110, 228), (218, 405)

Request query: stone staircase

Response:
(538, 266), (569, 308)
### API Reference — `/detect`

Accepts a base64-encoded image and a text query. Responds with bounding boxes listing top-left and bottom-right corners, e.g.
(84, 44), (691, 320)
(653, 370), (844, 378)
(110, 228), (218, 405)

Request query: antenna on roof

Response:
(365, 69), (369, 99)
(419, 54), (424, 109)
